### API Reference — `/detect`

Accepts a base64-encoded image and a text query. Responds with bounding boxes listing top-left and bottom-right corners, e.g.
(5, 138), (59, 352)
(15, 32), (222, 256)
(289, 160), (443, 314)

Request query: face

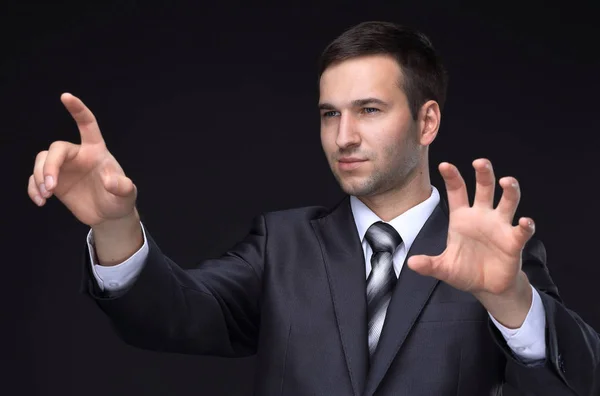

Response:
(319, 55), (425, 197)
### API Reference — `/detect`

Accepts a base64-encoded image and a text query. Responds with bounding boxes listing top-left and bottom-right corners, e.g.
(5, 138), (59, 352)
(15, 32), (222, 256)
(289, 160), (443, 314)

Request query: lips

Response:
(338, 157), (367, 163)
(337, 158), (367, 171)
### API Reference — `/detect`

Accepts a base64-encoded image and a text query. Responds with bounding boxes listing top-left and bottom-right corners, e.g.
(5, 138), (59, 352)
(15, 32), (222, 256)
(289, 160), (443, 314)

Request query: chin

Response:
(331, 165), (380, 196)
(337, 178), (379, 197)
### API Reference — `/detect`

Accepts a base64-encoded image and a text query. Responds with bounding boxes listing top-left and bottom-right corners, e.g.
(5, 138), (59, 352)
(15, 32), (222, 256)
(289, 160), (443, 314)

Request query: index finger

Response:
(60, 93), (105, 145)
(439, 162), (469, 212)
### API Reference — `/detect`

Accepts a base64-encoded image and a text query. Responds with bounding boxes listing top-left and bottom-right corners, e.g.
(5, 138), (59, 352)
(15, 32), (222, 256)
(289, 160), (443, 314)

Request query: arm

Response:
(489, 238), (600, 395)
(87, 221), (149, 293)
(489, 284), (547, 363)
(80, 214), (266, 358)
(406, 159), (600, 395)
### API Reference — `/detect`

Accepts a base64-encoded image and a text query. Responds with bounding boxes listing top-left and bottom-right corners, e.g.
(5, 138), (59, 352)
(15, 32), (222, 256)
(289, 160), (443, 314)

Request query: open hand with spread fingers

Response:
(407, 159), (536, 301)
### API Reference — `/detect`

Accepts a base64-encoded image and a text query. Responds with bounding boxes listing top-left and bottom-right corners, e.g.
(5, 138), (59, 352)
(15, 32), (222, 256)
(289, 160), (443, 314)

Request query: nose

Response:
(335, 113), (361, 149)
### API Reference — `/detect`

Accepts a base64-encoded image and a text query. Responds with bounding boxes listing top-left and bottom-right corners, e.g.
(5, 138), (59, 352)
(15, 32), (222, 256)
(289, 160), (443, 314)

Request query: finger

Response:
(28, 174), (45, 206)
(473, 158), (495, 208)
(439, 162), (469, 212)
(43, 141), (80, 192)
(60, 93), (105, 146)
(33, 150), (51, 198)
(496, 177), (521, 222)
(102, 173), (137, 198)
(514, 217), (535, 247)
(407, 254), (442, 279)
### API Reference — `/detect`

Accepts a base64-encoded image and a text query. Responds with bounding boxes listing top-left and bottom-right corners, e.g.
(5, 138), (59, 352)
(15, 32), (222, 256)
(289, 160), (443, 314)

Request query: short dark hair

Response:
(318, 21), (448, 120)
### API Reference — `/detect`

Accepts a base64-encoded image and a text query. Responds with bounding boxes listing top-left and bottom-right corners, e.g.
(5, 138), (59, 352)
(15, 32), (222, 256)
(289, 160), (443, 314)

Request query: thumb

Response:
(103, 174), (136, 198)
(407, 254), (440, 278)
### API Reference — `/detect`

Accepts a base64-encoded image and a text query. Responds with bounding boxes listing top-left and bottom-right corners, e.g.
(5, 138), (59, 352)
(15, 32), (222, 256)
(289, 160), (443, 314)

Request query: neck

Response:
(357, 166), (431, 222)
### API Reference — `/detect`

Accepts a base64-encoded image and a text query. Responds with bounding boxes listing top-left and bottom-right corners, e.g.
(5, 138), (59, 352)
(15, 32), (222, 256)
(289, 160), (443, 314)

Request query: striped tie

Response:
(365, 221), (402, 359)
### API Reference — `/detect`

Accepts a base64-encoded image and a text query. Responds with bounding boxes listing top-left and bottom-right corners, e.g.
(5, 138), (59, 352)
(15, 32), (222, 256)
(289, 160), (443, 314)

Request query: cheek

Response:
(320, 130), (335, 153)
(373, 133), (407, 168)
(375, 119), (415, 154)
(370, 129), (400, 156)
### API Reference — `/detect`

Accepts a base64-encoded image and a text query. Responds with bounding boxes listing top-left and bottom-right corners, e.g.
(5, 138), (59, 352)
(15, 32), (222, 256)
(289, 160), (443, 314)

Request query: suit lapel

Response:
(311, 197), (369, 396)
(363, 201), (450, 396)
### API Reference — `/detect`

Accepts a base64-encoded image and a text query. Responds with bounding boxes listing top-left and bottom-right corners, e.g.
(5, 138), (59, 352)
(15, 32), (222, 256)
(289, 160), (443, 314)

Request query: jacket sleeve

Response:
(489, 238), (600, 395)
(80, 214), (266, 358)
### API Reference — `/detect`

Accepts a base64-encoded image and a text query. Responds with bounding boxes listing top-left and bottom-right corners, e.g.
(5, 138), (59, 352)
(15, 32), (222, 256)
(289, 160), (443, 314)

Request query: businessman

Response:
(28, 21), (599, 395)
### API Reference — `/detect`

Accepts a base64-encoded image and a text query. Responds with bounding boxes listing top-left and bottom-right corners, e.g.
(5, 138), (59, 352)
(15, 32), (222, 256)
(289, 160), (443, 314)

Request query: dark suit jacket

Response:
(81, 195), (600, 395)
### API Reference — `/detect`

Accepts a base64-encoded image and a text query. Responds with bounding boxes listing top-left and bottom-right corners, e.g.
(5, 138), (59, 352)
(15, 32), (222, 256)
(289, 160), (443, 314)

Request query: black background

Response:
(3, 1), (599, 395)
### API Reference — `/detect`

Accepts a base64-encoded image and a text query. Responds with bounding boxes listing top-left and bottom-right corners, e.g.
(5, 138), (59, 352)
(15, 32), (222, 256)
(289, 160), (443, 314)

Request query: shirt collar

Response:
(350, 186), (440, 252)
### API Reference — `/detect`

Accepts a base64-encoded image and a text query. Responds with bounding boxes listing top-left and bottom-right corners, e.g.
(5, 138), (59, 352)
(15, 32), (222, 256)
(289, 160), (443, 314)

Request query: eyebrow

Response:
(318, 97), (389, 110)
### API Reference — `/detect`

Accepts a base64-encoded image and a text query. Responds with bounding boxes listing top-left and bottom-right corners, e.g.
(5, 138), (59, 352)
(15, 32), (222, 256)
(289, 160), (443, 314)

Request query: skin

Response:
(28, 55), (535, 328)
(28, 94), (144, 266)
(319, 55), (535, 329)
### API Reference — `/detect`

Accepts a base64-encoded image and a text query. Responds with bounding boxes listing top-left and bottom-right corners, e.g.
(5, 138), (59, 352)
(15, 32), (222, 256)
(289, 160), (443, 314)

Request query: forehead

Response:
(319, 55), (404, 104)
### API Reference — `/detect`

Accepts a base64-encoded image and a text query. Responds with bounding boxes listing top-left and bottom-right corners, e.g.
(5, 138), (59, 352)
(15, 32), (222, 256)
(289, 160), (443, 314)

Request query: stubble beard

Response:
(333, 129), (421, 198)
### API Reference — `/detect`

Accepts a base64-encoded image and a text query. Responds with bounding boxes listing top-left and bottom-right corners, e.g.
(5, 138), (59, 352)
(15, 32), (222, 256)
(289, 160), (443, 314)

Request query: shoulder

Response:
(263, 204), (334, 223)
(259, 196), (347, 227)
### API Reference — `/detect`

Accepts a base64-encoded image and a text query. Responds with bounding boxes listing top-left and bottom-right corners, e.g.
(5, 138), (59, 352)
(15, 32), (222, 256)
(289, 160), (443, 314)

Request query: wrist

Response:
(93, 207), (139, 231)
(474, 272), (533, 329)
(92, 208), (143, 266)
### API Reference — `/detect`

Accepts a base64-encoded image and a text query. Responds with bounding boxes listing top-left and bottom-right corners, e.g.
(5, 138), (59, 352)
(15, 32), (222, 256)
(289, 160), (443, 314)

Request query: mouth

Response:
(337, 158), (368, 171)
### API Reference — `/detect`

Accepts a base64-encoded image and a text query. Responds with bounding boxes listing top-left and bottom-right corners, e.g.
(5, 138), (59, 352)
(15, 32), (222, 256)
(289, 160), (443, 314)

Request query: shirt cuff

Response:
(489, 284), (547, 363)
(86, 221), (149, 292)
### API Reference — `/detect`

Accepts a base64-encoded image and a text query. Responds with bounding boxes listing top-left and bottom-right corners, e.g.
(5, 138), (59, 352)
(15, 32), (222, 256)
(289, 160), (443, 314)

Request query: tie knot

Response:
(365, 221), (403, 254)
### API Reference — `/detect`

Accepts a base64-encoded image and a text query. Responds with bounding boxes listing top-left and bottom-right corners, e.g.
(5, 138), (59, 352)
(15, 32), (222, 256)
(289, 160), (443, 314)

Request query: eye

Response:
(363, 107), (380, 114)
(322, 111), (340, 118)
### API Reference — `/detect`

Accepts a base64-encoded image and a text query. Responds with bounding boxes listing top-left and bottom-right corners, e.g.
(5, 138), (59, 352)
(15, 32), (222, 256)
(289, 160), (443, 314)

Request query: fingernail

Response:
(39, 183), (48, 197)
(45, 175), (54, 189)
(34, 196), (43, 206)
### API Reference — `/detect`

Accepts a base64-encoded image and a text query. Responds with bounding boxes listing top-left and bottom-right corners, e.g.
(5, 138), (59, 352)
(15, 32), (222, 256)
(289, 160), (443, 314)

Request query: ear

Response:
(417, 100), (441, 146)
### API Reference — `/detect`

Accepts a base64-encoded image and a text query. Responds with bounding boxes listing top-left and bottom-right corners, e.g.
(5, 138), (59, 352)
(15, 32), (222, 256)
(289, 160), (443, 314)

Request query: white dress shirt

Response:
(89, 185), (547, 363)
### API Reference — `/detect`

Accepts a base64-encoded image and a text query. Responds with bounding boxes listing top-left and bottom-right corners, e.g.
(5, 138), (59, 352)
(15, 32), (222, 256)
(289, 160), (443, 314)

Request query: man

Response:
(28, 21), (599, 395)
